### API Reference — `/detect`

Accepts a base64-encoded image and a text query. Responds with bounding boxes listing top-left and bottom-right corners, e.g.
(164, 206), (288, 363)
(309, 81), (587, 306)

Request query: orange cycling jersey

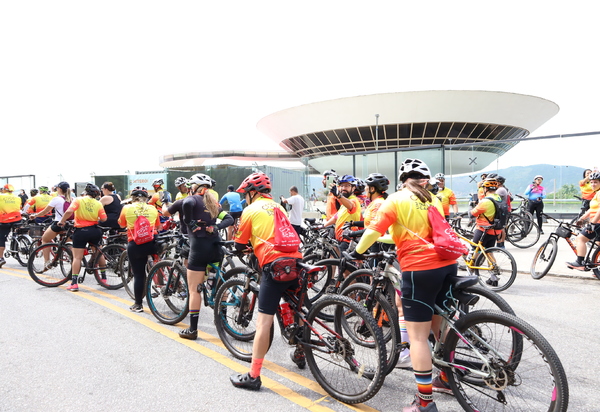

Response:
(68, 197), (107, 228)
(334, 195), (362, 242)
(325, 193), (339, 220)
(363, 196), (385, 228)
(0, 193), (23, 223)
(148, 191), (164, 213)
(234, 196), (302, 267)
(118, 202), (161, 243)
(580, 180), (596, 201)
(368, 190), (455, 272)
(471, 193), (502, 235)
(436, 187), (457, 217)
(588, 192), (600, 220)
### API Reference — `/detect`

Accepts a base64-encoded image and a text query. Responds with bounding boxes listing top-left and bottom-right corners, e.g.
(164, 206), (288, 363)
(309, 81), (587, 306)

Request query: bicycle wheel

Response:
(14, 235), (32, 267)
(459, 285), (516, 315)
(443, 310), (569, 412)
(92, 244), (125, 289)
(27, 244), (72, 287)
(472, 247), (517, 292)
(530, 238), (558, 280)
(118, 250), (135, 299)
(301, 254), (334, 302)
(214, 277), (271, 362)
(146, 260), (189, 324)
(303, 294), (386, 404)
(340, 283), (400, 377)
(590, 246), (600, 280)
(506, 217), (541, 249)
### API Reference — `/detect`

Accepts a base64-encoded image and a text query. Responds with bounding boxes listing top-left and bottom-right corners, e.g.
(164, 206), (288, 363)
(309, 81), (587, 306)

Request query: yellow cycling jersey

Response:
(0, 193), (22, 223)
(436, 187), (457, 216)
(334, 195), (362, 241)
(118, 202), (161, 243)
(31, 194), (52, 216)
(68, 197), (107, 227)
(363, 196), (385, 228)
(471, 193), (502, 235)
(368, 189), (455, 271)
(175, 192), (189, 201)
(580, 180), (596, 201)
(589, 191), (600, 220)
(234, 196), (302, 267)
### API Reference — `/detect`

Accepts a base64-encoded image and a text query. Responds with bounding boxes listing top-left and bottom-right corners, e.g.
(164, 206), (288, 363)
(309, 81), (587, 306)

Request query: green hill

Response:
(446, 164), (586, 199)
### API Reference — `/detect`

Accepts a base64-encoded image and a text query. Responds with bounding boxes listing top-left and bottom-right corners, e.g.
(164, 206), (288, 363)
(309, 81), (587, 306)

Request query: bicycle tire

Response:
(92, 244), (126, 289)
(27, 243), (72, 287)
(304, 294), (386, 404)
(506, 217), (541, 249)
(591, 246), (600, 280)
(146, 260), (189, 325)
(214, 277), (271, 362)
(472, 247), (517, 292)
(530, 238), (558, 280)
(340, 282), (400, 377)
(14, 235), (32, 267)
(118, 250), (135, 299)
(217, 266), (254, 292)
(301, 254), (334, 302)
(443, 310), (569, 412)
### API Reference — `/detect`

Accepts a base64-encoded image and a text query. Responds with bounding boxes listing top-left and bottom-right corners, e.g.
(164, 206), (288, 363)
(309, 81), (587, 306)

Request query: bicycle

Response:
(531, 213), (600, 280)
(145, 240), (240, 324)
(213, 258), (387, 404)
(430, 280), (569, 411)
(570, 195), (589, 225)
(504, 211), (541, 249)
(27, 223), (126, 289)
(4, 218), (33, 267)
(456, 228), (517, 292)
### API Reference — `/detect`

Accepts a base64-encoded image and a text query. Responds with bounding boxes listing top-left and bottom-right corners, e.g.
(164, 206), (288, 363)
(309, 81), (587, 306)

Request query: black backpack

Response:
(484, 196), (509, 230)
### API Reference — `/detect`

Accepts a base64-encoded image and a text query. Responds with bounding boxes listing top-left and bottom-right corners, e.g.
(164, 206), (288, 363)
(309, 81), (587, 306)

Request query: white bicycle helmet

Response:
(174, 177), (187, 187)
(152, 178), (164, 187)
(589, 171), (600, 181)
(398, 158), (431, 182)
(434, 173), (445, 181)
(189, 173), (213, 187)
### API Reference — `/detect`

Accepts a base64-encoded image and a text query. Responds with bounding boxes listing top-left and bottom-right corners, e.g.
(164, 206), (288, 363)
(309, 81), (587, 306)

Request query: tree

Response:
(547, 184), (579, 199)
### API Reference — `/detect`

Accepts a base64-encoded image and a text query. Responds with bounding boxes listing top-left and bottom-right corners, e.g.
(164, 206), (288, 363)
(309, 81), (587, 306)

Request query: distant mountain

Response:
(446, 164), (586, 198)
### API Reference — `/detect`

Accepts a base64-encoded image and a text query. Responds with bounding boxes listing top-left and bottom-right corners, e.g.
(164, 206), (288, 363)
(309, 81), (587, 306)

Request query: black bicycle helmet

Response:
(353, 178), (366, 195)
(85, 183), (101, 198)
(365, 173), (390, 192)
(130, 186), (149, 198)
(497, 176), (506, 184)
(30, 188), (39, 196)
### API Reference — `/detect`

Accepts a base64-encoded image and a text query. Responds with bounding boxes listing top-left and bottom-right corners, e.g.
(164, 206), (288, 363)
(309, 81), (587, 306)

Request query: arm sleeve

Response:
(181, 198), (194, 227)
(216, 212), (234, 229)
(355, 229), (383, 254)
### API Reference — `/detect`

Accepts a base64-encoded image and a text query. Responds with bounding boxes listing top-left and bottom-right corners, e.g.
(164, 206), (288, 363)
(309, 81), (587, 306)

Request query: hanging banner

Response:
(127, 173), (167, 194)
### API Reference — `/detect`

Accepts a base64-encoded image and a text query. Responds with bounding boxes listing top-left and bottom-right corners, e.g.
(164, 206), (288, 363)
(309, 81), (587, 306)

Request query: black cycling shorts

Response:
(401, 263), (457, 322)
(258, 261), (300, 315)
(230, 211), (242, 220)
(187, 235), (223, 271)
(580, 224), (600, 240)
(50, 222), (67, 234)
(72, 226), (103, 249)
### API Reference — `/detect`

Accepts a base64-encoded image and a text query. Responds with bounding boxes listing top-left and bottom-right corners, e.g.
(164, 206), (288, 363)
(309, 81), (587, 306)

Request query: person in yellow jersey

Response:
(433, 173), (458, 220)
(229, 172), (302, 391)
(118, 187), (161, 312)
(567, 171), (600, 273)
(173, 177), (189, 201)
(350, 159), (456, 412)
(23, 186), (53, 223)
(58, 183), (107, 292)
(0, 184), (23, 268)
(323, 174), (362, 254)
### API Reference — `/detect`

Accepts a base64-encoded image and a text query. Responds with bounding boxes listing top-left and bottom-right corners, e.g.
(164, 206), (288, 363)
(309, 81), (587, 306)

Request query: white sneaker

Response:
(396, 354), (412, 369)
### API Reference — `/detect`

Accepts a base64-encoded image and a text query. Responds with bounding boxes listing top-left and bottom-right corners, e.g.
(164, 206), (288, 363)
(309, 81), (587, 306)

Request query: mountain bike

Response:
(531, 213), (600, 280)
(27, 223), (126, 289)
(431, 288), (569, 411)
(3, 219), (33, 267)
(213, 259), (387, 404)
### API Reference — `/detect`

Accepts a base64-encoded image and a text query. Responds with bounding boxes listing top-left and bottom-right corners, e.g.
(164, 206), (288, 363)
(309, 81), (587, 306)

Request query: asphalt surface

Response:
(1, 226), (597, 411)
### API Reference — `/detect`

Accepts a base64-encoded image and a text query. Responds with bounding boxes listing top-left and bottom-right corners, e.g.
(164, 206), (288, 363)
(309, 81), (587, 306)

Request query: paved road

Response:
(1, 239), (597, 411)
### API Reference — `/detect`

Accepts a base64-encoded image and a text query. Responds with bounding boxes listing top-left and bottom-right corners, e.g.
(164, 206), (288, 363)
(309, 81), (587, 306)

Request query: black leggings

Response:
(0, 223), (14, 248)
(127, 240), (157, 305)
(528, 200), (544, 229)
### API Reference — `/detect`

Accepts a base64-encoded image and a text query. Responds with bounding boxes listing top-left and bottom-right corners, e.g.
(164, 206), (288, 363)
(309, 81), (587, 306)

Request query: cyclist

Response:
(23, 186), (52, 223)
(229, 172), (302, 391)
(118, 187), (160, 312)
(30, 181), (73, 271)
(525, 174), (546, 233)
(148, 178), (169, 214)
(178, 173), (233, 340)
(57, 183), (107, 292)
(470, 177), (503, 254)
(100, 182), (123, 230)
(494, 175), (512, 248)
(476, 173), (488, 201)
(567, 171), (600, 270)
(219, 184), (245, 240)
(433, 173), (458, 220)
(579, 169), (595, 212)
(350, 173), (390, 235)
(0, 184), (23, 268)
(351, 158), (455, 412)
(322, 170), (340, 219)
(323, 174), (362, 254)
(174, 177), (189, 201)
(354, 178), (368, 208)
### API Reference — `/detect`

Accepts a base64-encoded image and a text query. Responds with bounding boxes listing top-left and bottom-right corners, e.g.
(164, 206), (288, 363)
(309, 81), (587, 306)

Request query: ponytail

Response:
(403, 179), (433, 203)
(204, 190), (220, 219)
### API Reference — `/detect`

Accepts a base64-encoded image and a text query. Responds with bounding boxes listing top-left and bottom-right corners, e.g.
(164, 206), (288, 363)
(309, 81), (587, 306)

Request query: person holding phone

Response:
(525, 175), (546, 233)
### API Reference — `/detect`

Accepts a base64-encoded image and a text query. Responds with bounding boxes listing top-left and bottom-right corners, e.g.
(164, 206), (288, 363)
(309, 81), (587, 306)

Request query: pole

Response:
(375, 114), (379, 170)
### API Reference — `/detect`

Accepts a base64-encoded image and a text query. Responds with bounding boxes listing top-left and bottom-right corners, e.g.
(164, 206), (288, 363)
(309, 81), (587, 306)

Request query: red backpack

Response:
(427, 206), (469, 260)
(132, 205), (154, 245)
(272, 207), (301, 253)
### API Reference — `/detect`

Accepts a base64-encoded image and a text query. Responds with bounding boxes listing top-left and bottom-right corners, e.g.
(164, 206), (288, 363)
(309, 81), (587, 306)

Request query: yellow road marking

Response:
(2, 267), (380, 412)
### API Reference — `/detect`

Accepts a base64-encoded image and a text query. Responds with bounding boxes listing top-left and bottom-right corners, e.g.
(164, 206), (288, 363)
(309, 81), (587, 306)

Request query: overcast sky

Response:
(1, 1), (598, 187)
